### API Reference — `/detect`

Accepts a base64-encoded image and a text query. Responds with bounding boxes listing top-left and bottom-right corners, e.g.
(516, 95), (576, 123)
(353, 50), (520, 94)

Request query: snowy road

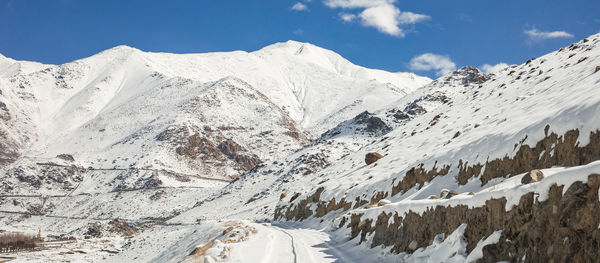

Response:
(228, 223), (355, 263)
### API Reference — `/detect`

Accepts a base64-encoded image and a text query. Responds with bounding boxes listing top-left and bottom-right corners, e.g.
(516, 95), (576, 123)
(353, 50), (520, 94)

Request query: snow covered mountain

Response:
(0, 41), (430, 181)
(2, 34), (600, 263)
(134, 33), (600, 262)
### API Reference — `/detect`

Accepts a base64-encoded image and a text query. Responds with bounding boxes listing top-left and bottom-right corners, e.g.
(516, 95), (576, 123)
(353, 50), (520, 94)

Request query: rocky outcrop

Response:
(391, 162), (451, 196)
(276, 127), (600, 232)
(320, 111), (391, 139)
(175, 133), (222, 161)
(343, 174), (600, 262)
(108, 219), (137, 237)
(217, 139), (261, 171)
(274, 187), (325, 221)
(354, 112), (391, 135)
(521, 169), (544, 184)
(392, 127), (600, 197)
(460, 127), (600, 185)
(4, 164), (85, 191)
(159, 126), (262, 175)
(456, 66), (491, 85)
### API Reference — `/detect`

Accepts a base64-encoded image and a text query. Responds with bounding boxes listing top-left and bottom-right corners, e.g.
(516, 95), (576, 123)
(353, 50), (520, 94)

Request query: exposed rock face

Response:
(276, 127), (600, 232)
(150, 78), (313, 179)
(274, 187), (325, 221)
(521, 169), (544, 184)
(158, 126), (262, 177)
(456, 66), (491, 85)
(391, 162), (451, 196)
(320, 111), (391, 139)
(176, 133), (222, 161)
(460, 127), (600, 185)
(4, 164), (85, 191)
(595, 65), (600, 73)
(482, 175), (600, 262)
(389, 127), (600, 197)
(274, 126), (600, 261)
(108, 219), (137, 237)
(365, 152), (383, 165)
(217, 139), (262, 171)
(354, 112), (391, 135)
(403, 102), (427, 116)
(343, 174), (600, 262)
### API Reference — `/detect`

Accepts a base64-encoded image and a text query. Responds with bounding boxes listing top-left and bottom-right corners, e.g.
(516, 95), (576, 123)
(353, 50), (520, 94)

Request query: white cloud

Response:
(339, 13), (357, 22)
(524, 28), (573, 41)
(291, 2), (308, 11)
(409, 53), (456, 76)
(396, 11), (429, 24)
(324, 0), (394, 8)
(323, 0), (429, 37)
(480, 63), (509, 74)
(293, 28), (304, 35)
(359, 4), (404, 36)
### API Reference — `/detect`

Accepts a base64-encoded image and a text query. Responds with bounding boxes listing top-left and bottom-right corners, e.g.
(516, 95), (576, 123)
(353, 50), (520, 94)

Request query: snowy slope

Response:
(0, 42), (430, 181)
(138, 33), (600, 262)
(0, 40), (430, 262)
(3, 33), (599, 262)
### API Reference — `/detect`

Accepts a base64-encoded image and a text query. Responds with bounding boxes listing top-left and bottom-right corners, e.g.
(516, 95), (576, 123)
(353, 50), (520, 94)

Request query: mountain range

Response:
(1, 34), (599, 262)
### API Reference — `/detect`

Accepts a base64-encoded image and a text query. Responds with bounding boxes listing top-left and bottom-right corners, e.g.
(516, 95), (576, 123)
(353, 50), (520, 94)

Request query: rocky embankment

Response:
(274, 126), (600, 262)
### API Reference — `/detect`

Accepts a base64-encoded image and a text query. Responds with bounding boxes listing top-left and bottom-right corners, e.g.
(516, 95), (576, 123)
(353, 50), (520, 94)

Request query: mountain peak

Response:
(93, 45), (142, 59)
(257, 40), (316, 55)
(107, 45), (139, 52)
(440, 65), (490, 86)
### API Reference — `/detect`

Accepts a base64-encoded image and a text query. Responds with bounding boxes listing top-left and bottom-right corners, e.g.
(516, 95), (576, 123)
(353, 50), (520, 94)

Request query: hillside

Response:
(132, 33), (600, 262)
(0, 41), (430, 182)
(1, 33), (600, 263)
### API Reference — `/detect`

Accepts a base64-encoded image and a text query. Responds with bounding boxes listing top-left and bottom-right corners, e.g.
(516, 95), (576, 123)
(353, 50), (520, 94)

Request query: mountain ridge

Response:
(2, 34), (599, 262)
(0, 41), (430, 180)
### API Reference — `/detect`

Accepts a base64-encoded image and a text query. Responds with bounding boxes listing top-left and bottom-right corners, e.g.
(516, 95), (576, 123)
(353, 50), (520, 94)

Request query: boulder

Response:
(595, 66), (600, 73)
(365, 152), (383, 165)
(521, 169), (544, 184)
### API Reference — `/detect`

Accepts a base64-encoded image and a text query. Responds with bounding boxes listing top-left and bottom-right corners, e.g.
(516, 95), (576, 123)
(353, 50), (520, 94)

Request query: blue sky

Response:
(0, 0), (598, 78)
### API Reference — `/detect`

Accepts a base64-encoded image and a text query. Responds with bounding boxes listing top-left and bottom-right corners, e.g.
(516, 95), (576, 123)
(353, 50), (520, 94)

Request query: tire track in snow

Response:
(256, 223), (353, 263)
(274, 227), (298, 263)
